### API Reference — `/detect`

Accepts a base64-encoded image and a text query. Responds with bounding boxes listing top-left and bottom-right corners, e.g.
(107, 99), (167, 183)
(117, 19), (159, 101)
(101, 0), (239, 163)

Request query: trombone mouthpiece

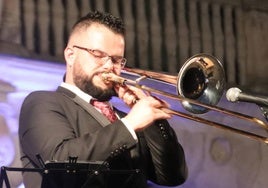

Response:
(101, 72), (126, 85)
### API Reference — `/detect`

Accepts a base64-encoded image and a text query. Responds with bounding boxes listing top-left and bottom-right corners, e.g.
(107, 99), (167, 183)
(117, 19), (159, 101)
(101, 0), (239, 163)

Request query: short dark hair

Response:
(71, 11), (125, 35)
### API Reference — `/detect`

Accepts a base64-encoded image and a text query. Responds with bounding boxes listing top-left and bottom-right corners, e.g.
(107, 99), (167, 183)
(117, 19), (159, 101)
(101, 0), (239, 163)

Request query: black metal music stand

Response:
(41, 160), (141, 188)
(0, 166), (43, 188)
(0, 160), (141, 188)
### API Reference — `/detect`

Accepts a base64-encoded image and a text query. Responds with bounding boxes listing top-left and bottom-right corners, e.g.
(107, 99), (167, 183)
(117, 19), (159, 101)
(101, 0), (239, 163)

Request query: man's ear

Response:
(64, 46), (75, 67)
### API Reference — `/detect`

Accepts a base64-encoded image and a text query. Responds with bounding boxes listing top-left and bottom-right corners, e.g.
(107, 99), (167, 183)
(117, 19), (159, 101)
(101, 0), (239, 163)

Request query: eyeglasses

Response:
(73, 45), (127, 68)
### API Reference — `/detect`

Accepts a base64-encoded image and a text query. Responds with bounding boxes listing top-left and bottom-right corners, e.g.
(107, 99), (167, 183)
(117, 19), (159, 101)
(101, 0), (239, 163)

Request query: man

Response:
(19, 11), (187, 187)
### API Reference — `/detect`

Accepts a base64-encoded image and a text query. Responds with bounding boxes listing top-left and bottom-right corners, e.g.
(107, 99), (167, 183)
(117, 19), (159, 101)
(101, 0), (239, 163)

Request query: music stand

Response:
(0, 158), (141, 188)
(41, 160), (141, 188)
(0, 165), (43, 188)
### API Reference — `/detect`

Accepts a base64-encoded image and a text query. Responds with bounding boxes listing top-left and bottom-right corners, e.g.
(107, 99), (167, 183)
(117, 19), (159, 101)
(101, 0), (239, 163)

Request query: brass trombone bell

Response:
(177, 54), (225, 114)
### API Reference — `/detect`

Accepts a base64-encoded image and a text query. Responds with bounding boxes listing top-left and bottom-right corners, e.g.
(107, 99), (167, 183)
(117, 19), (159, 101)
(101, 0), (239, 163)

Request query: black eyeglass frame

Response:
(73, 45), (127, 68)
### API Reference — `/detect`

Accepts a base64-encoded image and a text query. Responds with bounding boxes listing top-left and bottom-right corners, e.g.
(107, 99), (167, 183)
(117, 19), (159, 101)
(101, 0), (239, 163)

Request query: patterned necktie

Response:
(91, 100), (118, 123)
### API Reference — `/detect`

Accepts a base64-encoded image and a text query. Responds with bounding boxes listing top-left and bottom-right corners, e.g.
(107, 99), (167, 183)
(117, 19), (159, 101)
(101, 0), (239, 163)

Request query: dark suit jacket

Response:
(19, 86), (187, 188)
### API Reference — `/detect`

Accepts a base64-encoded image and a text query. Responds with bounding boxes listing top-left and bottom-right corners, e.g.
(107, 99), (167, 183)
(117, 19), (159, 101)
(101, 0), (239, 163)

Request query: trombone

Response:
(103, 54), (268, 144)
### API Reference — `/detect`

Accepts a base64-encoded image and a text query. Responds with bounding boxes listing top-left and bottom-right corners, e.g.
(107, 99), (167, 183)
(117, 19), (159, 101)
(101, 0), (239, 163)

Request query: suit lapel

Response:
(56, 86), (110, 127)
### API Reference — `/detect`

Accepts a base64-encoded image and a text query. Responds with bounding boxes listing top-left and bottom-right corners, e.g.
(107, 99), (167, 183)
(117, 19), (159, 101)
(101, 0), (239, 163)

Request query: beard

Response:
(73, 63), (117, 101)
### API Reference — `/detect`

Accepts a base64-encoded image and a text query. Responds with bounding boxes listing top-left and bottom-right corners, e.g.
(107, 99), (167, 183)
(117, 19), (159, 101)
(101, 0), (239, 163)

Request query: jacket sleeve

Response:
(141, 120), (188, 186)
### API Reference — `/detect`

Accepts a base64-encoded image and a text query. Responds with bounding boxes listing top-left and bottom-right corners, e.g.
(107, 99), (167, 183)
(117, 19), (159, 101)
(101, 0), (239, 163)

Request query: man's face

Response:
(67, 24), (125, 101)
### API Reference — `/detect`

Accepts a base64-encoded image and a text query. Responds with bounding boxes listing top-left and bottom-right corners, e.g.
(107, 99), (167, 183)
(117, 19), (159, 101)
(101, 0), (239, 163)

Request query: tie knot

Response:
(90, 100), (118, 123)
(91, 100), (110, 109)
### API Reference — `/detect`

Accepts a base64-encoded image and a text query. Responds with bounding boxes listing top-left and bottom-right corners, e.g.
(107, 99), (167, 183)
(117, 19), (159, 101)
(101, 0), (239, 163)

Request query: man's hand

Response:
(115, 84), (172, 130)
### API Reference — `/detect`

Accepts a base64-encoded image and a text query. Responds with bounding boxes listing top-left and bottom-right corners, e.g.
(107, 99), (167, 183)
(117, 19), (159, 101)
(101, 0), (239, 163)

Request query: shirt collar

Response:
(60, 82), (92, 103)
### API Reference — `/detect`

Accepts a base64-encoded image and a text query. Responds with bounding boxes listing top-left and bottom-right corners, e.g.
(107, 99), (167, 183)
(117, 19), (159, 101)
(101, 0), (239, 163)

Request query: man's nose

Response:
(102, 57), (114, 68)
